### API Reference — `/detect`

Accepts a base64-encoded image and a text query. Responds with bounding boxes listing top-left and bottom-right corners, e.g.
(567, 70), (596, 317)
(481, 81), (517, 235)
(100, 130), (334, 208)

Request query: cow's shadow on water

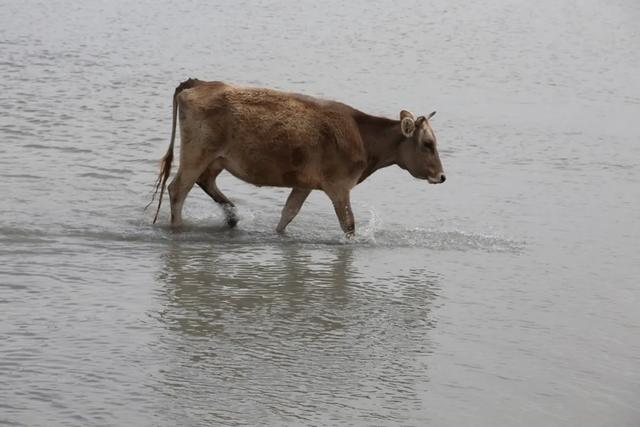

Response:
(152, 240), (442, 421)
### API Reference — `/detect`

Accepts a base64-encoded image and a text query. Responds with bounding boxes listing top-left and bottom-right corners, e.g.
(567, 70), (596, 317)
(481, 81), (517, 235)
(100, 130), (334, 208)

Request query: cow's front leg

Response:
(326, 189), (355, 238)
(276, 188), (311, 233)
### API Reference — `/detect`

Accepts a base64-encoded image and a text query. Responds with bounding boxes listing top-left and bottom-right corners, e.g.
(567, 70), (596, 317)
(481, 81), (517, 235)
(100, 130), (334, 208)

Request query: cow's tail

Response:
(146, 78), (200, 223)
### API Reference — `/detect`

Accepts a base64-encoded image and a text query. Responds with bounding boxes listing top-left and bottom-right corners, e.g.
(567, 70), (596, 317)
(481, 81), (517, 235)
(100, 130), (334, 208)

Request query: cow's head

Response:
(398, 110), (446, 184)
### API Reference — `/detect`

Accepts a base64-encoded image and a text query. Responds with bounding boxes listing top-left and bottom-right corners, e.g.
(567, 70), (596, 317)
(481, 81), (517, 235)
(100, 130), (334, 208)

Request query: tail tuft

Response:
(150, 148), (173, 223)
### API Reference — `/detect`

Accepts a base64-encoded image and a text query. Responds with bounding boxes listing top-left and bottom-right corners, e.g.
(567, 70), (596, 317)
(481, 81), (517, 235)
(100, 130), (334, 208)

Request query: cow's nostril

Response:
(440, 174), (446, 183)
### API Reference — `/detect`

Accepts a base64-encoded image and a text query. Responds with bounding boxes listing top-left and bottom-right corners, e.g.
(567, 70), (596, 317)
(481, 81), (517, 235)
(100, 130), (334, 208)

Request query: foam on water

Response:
(1, 215), (524, 254)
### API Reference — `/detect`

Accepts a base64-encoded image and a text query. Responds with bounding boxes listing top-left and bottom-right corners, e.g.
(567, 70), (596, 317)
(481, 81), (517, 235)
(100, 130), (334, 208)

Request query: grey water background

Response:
(1, 0), (639, 425)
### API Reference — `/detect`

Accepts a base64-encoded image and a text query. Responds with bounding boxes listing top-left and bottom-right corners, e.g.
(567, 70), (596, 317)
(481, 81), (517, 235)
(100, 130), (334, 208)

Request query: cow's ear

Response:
(400, 110), (414, 121)
(400, 110), (415, 137)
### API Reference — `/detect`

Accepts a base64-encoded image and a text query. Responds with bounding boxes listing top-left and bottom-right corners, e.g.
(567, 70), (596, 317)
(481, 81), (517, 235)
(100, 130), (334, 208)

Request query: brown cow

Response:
(149, 79), (445, 237)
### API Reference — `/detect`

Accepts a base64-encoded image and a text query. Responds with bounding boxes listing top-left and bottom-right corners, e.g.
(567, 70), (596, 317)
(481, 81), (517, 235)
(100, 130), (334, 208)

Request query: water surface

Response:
(1, 0), (640, 425)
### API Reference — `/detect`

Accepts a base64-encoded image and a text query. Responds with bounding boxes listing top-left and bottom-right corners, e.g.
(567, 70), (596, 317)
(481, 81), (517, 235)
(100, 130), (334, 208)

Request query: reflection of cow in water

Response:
(150, 79), (446, 236)
(158, 244), (356, 337)
(156, 241), (440, 420)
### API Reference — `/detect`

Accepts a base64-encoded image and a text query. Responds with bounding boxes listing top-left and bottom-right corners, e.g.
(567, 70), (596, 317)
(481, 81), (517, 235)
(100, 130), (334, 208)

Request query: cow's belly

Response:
(222, 155), (322, 189)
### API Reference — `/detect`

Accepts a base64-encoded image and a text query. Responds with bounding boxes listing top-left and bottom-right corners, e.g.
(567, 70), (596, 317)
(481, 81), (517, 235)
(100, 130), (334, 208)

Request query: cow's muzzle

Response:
(428, 173), (446, 184)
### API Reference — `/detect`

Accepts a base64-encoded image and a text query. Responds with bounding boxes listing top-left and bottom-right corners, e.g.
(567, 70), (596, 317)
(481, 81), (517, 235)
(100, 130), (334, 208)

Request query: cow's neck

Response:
(353, 112), (404, 183)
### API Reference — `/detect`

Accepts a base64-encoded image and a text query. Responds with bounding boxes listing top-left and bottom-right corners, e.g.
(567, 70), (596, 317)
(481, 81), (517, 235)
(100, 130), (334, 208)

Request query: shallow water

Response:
(1, 0), (640, 426)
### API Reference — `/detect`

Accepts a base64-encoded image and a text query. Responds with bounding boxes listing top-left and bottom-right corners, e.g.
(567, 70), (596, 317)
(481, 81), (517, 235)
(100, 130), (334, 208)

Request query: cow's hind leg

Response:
(167, 157), (211, 226)
(276, 188), (311, 233)
(196, 164), (238, 227)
